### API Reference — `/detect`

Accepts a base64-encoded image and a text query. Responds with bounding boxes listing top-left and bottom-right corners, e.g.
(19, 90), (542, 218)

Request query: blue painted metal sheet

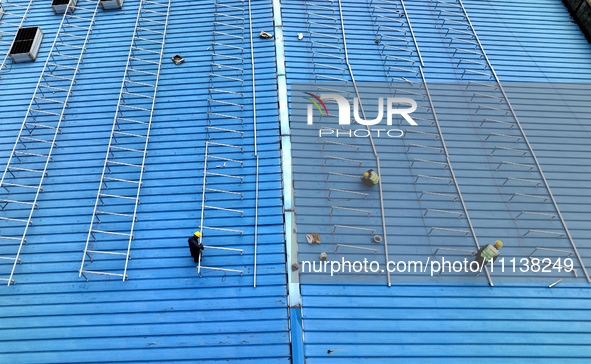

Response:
(282, 0), (591, 362)
(0, 0), (290, 362)
(3, 0), (591, 362)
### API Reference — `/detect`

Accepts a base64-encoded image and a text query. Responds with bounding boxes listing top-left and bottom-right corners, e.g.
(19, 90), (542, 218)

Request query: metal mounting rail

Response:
(198, 148), (246, 275)
(198, 0), (258, 281)
(198, 245), (244, 276)
(0, 0), (35, 79)
(0, 0), (100, 286)
(305, 0), (348, 84)
(303, 0), (385, 276)
(434, 0), (590, 282)
(246, 0), (260, 287)
(367, 0), (491, 285)
(335, 244), (378, 254)
(420, 68), (493, 286)
(79, 0), (172, 281)
(335, 0), (392, 285)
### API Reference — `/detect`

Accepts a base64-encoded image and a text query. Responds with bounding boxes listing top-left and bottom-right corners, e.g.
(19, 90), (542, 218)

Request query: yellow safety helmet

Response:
(363, 172), (369, 178)
(494, 240), (503, 248)
(194, 231), (201, 238)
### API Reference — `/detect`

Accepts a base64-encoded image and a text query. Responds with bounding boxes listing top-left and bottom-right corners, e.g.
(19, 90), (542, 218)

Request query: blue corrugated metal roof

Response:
(3, 0), (591, 362)
(0, 0), (290, 362)
(281, 0), (591, 362)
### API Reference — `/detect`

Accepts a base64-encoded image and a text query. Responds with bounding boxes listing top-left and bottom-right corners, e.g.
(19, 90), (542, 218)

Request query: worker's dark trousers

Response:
(474, 257), (489, 270)
(361, 178), (374, 187)
(188, 239), (202, 263)
(189, 246), (202, 262)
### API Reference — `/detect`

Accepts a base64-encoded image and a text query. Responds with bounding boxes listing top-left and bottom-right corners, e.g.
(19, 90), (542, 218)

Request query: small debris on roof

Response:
(319, 252), (327, 261)
(306, 233), (321, 244)
(171, 54), (184, 65)
(297, 33), (303, 40)
(375, 39), (380, 44)
(259, 31), (273, 39)
(291, 263), (299, 271)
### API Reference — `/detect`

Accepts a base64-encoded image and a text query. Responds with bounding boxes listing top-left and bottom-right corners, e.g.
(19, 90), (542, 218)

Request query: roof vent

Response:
(9, 27), (44, 63)
(100, 0), (124, 10)
(51, 0), (77, 14)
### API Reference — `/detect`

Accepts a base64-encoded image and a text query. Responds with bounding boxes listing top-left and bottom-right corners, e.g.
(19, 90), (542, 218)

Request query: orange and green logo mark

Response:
(304, 92), (329, 116)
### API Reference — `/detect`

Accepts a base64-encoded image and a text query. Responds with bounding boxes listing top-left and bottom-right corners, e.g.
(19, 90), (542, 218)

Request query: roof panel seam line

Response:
(419, 68), (493, 287)
(247, 0), (259, 288)
(272, 0), (300, 306)
(272, 0), (305, 363)
(456, 0), (591, 283)
(337, 0), (391, 287)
